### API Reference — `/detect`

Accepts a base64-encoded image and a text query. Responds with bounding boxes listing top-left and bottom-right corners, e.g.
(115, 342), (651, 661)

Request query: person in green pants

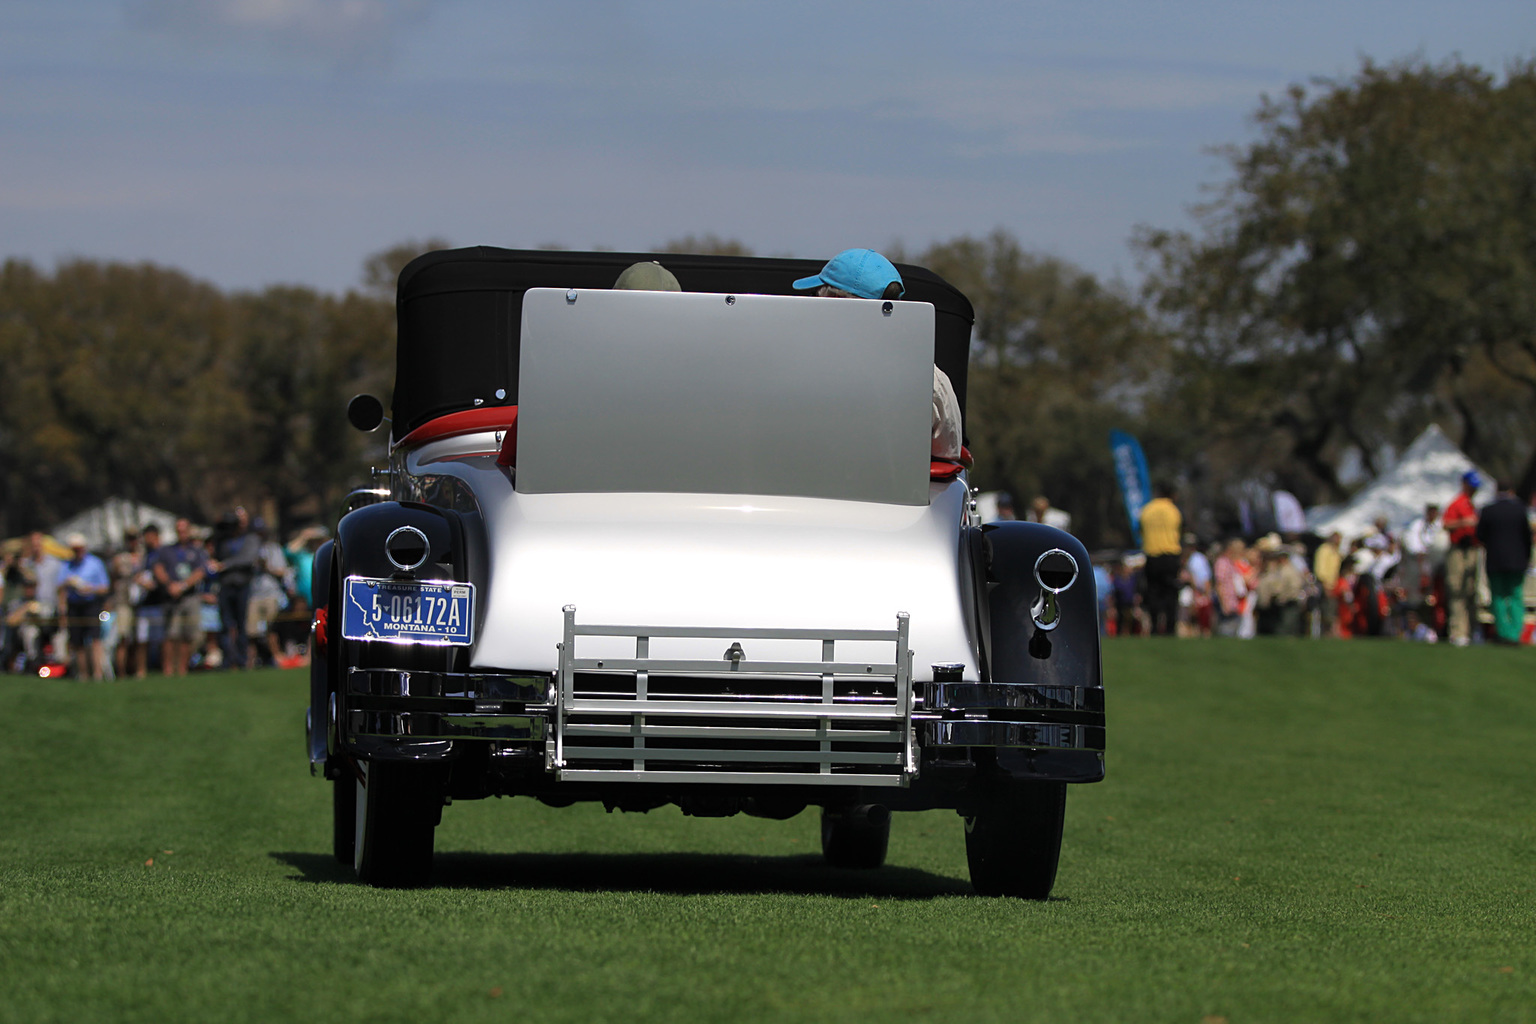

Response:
(1476, 480), (1532, 645)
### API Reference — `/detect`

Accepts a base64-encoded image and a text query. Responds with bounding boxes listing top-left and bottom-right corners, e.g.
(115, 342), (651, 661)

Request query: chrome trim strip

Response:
(555, 769), (908, 787)
(571, 623), (902, 641)
(562, 746), (904, 765)
(932, 682), (1103, 713)
(579, 690), (900, 704)
(347, 711), (546, 741)
(347, 669), (551, 703)
(570, 657), (898, 675)
(922, 720), (1105, 750)
(564, 723), (902, 741)
(306, 708), (321, 772)
(565, 697), (905, 719)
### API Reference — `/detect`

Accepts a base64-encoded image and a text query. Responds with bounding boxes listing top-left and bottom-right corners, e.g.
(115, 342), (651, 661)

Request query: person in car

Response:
(794, 249), (962, 461)
(613, 261), (681, 291)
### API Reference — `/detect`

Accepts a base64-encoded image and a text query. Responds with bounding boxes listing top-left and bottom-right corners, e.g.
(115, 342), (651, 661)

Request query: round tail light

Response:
(1034, 549), (1079, 594)
(384, 526), (430, 571)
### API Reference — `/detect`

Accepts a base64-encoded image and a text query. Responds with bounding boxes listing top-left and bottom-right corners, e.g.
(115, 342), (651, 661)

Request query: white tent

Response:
(52, 497), (180, 552)
(1305, 425), (1496, 540)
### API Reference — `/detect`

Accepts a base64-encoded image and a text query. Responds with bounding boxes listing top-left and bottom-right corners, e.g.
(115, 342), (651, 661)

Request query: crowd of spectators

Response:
(1, 510), (328, 679)
(9, 473), (1533, 677)
(1083, 472), (1535, 645)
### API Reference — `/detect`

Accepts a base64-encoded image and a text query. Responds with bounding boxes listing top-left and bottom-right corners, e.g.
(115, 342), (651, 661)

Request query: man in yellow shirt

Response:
(1140, 484), (1183, 636)
(1312, 531), (1343, 636)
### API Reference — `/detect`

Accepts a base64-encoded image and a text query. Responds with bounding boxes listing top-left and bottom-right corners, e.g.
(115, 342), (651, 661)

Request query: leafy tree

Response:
(0, 259), (238, 535)
(361, 238), (451, 298)
(920, 230), (1169, 545)
(1138, 56), (1536, 501)
(1, 234), (1160, 548)
(225, 286), (393, 528)
(657, 235), (754, 256)
(0, 258), (395, 537)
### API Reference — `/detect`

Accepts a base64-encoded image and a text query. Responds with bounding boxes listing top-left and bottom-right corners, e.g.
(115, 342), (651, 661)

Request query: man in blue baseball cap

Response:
(793, 247), (906, 300)
(795, 249), (962, 461)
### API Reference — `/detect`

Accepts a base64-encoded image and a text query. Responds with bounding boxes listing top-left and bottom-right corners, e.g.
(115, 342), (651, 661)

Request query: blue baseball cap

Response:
(1462, 470), (1482, 488)
(793, 248), (905, 299)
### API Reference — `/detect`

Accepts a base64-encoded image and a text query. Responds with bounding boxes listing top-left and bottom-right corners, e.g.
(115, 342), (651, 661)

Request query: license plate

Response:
(341, 577), (474, 645)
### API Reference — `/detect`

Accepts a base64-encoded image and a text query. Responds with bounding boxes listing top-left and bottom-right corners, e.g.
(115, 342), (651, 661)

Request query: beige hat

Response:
(614, 261), (681, 291)
(65, 532), (88, 548)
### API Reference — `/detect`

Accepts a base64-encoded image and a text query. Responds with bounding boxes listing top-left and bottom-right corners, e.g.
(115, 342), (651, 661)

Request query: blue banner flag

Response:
(1110, 430), (1151, 548)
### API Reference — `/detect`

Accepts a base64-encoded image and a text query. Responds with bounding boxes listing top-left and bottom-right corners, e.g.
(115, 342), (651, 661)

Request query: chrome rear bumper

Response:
(921, 680), (1105, 782)
(345, 668), (551, 741)
(331, 632), (1104, 785)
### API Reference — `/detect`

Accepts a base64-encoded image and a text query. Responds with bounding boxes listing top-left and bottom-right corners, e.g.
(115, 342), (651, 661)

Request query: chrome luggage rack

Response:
(552, 606), (916, 786)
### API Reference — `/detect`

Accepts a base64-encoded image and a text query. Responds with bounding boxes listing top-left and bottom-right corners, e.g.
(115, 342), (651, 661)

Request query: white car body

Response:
(313, 247), (1102, 895)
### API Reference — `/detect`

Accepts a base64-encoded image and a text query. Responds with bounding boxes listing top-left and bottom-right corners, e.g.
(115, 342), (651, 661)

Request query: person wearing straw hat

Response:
(18, 532), (63, 652)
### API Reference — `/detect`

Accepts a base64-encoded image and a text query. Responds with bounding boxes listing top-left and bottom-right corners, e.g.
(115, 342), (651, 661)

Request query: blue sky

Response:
(3, 0), (1532, 294)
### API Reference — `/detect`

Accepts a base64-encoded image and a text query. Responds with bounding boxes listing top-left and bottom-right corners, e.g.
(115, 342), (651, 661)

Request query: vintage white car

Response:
(307, 247), (1104, 896)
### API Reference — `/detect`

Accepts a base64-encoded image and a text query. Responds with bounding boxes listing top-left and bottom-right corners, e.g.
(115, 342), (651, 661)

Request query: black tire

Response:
(963, 781), (1067, 899)
(353, 760), (443, 888)
(332, 766), (357, 864)
(820, 805), (891, 869)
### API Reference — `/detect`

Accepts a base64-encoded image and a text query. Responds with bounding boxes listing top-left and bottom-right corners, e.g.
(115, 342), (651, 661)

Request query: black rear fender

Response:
(981, 522), (1101, 690)
(927, 522), (1105, 784)
(335, 501), (466, 584)
(334, 502), (472, 761)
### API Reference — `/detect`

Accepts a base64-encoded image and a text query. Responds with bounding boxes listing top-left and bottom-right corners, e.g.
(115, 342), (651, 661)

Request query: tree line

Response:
(2, 55), (1531, 548)
(0, 259), (393, 538)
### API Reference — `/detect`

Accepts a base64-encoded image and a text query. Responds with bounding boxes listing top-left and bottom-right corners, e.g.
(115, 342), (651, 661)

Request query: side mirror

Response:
(347, 394), (386, 432)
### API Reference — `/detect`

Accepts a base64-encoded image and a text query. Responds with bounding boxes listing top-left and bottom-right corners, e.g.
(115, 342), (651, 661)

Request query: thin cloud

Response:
(904, 66), (1280, 154)
(494, 52), (1278, 158)
(125, 0), (434, 71)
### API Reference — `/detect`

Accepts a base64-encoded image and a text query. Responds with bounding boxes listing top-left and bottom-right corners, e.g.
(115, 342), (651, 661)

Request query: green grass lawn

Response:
(2, 640), (1533, 1023)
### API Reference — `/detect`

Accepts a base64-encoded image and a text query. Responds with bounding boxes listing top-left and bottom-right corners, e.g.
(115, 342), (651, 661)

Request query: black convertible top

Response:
(393, 247), (975, 441)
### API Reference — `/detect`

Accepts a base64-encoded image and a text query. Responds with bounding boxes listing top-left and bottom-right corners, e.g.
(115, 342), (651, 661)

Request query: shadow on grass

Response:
(271, 849), (973, 898)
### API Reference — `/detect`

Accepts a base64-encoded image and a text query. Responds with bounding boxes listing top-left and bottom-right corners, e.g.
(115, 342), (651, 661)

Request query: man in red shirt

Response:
(1442, 471), (1482, 646)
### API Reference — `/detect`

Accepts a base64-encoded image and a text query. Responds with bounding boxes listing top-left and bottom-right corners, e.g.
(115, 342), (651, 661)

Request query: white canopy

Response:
(52, 497), (180, 551)
(1305, 424), (1495, 540)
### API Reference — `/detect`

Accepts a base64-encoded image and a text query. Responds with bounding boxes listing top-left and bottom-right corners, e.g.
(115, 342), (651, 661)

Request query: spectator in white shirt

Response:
(1400, 502), (1444, 610)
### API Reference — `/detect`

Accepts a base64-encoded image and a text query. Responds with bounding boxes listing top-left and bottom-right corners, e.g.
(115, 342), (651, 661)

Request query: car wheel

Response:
(963, 781), (1067, 899)
(353, 759), (443, 888)
(820, 805), (891, 869)
(333, 764), (356, 864)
